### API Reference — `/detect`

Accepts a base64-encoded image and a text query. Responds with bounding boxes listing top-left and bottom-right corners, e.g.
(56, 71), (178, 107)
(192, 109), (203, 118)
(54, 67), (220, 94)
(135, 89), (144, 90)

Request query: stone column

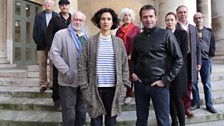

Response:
(156, 0), (197, 28)
(0, 0), (10, 64)
(211, 0), (224, 63)
(197, 0), (211, 28)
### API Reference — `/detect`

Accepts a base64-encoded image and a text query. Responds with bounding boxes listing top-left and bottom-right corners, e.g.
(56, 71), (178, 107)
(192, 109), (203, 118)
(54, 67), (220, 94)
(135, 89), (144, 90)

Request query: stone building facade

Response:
(0, 0), (223, 66)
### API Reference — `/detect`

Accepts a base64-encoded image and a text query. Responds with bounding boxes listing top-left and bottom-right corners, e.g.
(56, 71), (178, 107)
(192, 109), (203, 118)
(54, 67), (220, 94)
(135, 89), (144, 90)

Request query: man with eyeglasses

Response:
(49, 11), (87, 126)
(191, 12), (217, 114)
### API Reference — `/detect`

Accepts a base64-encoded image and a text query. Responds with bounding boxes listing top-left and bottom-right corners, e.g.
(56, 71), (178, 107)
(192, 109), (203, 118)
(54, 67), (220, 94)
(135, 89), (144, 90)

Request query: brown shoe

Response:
(185, 109), (194, 117)
(40, 86), (47, 93)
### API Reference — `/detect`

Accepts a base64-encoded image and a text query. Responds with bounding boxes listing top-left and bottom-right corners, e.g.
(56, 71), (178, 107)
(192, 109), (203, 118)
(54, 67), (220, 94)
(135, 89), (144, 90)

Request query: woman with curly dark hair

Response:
(78, 8), (130, 126)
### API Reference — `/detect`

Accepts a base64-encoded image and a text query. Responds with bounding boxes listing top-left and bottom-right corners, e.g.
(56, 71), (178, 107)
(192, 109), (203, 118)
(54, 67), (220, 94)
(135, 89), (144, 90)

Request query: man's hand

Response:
(131, 73), (142, 83)
(151, 80), (165, 87)
(128, 55), (131, 60)
(196, 64), (201, 71)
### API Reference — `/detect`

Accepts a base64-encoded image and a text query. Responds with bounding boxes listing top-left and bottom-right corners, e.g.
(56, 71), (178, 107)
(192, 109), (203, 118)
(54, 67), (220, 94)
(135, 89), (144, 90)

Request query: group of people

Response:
(32, 0), (217, 126)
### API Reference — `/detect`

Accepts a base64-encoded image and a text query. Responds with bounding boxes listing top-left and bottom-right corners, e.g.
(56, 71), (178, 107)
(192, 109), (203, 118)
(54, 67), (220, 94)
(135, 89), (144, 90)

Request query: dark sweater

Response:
(198, 27), (216, 59)
(46, 13), (71, 50)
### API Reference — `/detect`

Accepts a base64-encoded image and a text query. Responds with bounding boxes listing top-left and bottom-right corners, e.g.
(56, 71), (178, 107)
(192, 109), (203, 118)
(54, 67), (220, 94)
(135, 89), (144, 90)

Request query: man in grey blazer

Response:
(49, 11), (87, 126)
(176, 5), (201, 117)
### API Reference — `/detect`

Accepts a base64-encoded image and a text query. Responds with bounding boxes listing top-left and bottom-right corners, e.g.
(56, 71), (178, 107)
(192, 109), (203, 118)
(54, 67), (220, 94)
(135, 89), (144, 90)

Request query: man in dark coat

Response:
(176, 5), (202, 117)
(45, 0), (71, 108)
(32, 0), (57, 93)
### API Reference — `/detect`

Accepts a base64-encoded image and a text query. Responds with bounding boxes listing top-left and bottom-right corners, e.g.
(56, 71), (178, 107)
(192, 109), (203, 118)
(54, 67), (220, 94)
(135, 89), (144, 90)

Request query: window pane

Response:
(35, 7), (39, 15)
(15, 47), (21, 61)
(26, 4), (31, 17)
(15, 1), (21, 15)
(26, 48), (32, 60)
(15, 20), (21, 42)
(26, 22), (31, 43)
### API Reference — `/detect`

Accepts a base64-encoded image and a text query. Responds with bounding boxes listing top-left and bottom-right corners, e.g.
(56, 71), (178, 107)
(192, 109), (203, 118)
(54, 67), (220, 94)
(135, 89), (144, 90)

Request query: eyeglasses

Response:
(73, 18), (84, 22)
(194, 17), (203, 19)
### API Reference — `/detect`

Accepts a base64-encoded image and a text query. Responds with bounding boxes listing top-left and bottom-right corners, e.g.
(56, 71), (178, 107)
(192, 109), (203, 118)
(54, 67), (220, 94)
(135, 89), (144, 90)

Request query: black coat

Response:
(176, 23), (201, 83)
(170, 29), (188, 97)
(45, 13), (71, 50)
(32, 11), (58, 50)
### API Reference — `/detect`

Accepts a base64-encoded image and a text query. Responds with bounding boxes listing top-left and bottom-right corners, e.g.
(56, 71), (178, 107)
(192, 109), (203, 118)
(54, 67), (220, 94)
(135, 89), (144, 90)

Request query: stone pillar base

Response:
(0, 58), (10, 64)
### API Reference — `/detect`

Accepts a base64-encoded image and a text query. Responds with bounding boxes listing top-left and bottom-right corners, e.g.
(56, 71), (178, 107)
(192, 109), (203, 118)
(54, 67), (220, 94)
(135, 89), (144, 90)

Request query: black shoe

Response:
(54, 99), (61, 108)
(206, 106), (217, 113)
(190, 104), (200, 111)
(171, 121), (178, 126)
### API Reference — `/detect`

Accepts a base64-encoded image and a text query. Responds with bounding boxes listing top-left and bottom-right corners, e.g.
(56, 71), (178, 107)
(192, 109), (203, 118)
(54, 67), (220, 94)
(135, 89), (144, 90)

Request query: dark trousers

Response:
(170, 96), (185, 126)
(184, 82), (192, 110)
(91, 87), (117, 126)
(59, 86), (86, 126)
(52, 65), (60, 104)
(184, 54), (193, 110)
(134, 82), (170, 126)
(126, 83), (133, 97)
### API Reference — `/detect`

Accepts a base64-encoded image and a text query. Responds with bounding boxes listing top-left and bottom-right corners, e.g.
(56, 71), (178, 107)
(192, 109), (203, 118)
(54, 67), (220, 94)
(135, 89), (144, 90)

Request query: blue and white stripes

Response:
(96, 34), (116, 87)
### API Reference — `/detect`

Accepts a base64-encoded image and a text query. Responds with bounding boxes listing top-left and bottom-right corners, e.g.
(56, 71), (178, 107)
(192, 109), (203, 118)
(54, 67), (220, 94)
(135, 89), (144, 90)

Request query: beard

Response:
(72, 24), (83, 32)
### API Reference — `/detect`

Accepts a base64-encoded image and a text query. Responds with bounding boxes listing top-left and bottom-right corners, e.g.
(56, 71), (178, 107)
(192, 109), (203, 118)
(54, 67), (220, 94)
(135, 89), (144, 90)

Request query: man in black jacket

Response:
(131, 5), (183, 126)
(32, 0), (57, 93)
(46, 0), (71, 108)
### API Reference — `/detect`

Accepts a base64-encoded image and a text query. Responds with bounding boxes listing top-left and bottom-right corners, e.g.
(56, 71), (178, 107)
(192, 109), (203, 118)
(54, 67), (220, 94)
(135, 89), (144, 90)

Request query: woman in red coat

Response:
(116, 8), (140, 104)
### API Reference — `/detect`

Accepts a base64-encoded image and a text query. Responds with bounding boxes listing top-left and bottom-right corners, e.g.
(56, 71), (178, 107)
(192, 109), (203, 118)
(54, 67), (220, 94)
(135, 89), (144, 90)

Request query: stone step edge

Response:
(0, 103), (223, 126)
(0, 94), (224, 112)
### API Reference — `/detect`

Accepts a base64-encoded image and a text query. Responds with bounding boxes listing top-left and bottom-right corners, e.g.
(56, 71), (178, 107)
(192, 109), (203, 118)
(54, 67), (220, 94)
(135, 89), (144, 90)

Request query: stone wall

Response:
(78, 0), (155, 36)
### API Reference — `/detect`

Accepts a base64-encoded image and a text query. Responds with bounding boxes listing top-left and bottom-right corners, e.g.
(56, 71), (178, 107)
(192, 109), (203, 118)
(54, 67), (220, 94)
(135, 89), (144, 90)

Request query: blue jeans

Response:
(134, 81), (170, 126)
(192, 59), (213, 108)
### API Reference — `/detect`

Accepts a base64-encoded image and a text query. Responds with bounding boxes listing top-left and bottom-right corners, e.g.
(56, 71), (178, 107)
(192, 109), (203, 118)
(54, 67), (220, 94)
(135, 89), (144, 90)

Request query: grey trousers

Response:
(59, 86), (86, 126)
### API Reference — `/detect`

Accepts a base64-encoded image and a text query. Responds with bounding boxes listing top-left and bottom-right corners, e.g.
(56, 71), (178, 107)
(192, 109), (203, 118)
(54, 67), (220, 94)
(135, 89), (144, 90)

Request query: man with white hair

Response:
(33, 0), (57, 93)
(49, 11), (87, 126)
(176, 5), (201, 117)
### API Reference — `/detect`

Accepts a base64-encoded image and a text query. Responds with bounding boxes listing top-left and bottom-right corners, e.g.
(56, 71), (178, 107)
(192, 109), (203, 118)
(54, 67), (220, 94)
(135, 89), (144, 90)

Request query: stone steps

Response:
(0, 78), (39, 87)
(0, 84), (223, 112)
(0, 69), (27, 78)
(118, 103), (224, 126)
(0, 110), (62, 126)
(0, 103), (223, 126)
(0, 86), (51, 98)
(0, 63), (223, 126)
(0, 97), (58, 112)
(0, 91), (224, 111)
(186, 119), (224, 126)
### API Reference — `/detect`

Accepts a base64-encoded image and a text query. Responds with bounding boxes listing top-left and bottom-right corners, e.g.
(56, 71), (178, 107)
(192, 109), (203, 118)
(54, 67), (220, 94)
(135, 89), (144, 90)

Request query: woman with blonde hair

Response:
(116, 8), (140, 104)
